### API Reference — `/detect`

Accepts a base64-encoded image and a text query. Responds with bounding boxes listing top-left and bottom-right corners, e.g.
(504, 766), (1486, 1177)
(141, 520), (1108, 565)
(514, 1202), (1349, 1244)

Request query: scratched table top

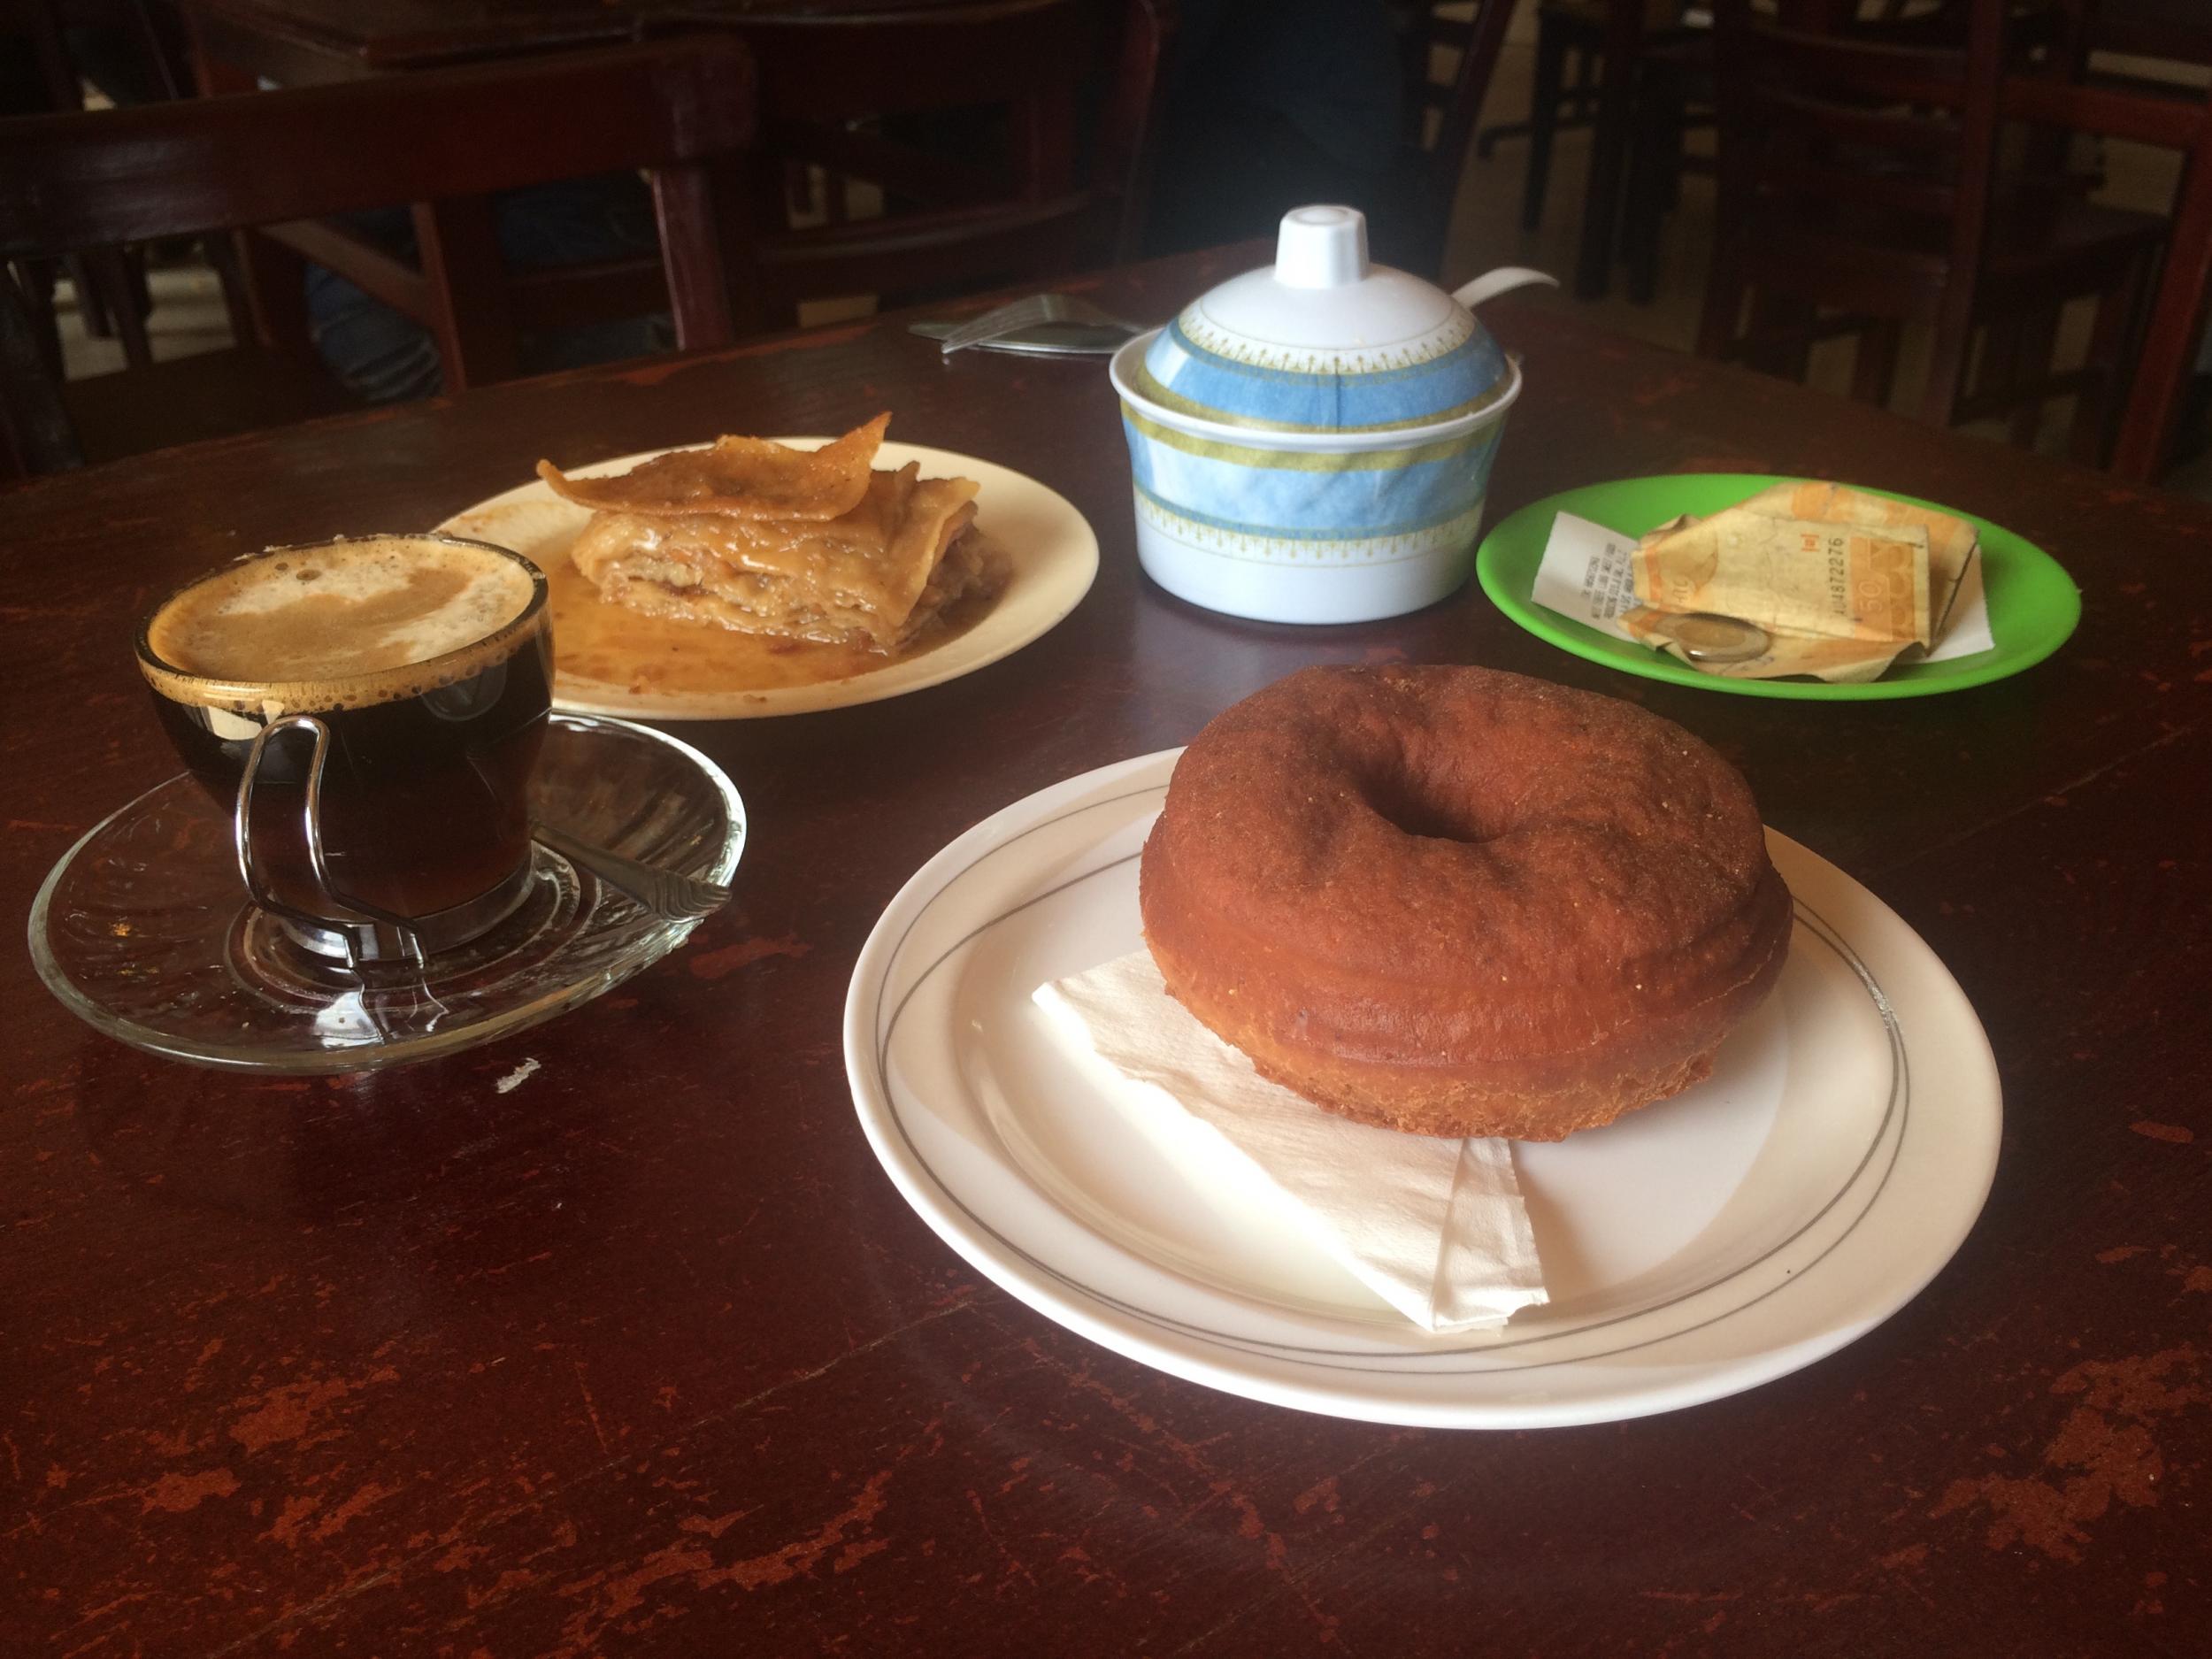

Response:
(4, 250), (2208, 1655)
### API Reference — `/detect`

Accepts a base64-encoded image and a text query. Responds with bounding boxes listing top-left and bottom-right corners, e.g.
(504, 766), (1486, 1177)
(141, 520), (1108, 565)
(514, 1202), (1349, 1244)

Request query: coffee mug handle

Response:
(235, 715), (426, 970)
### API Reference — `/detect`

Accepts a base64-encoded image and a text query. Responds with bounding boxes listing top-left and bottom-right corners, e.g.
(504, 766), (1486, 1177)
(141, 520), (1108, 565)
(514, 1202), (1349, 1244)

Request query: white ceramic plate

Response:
(843, 749), (2002, 1428)
(437, 441), (1099, 719)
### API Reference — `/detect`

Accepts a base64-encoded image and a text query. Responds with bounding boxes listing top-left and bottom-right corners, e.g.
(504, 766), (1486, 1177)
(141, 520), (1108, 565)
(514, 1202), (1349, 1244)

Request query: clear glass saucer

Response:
(28, 712), (745, 1073)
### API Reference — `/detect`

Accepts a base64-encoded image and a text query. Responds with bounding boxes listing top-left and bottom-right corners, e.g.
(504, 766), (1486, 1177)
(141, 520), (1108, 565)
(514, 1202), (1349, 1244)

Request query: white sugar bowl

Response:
(1109, 205), (1551, 624)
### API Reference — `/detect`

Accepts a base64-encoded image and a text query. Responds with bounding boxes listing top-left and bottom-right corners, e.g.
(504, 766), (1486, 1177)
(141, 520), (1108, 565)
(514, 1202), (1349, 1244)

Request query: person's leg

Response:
(303, 209), (442, 403)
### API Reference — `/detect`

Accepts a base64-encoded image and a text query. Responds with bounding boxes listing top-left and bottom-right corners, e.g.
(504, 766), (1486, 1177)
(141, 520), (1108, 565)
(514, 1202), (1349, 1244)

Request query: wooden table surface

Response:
(2096, 0), (2212, 63)
(4, 248), (2209, 1655)
(176, 0), (966, 80)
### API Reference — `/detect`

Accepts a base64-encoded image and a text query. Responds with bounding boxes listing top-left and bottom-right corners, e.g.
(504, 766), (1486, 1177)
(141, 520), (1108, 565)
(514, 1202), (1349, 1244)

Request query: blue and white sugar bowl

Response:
(1110, 204), (1551, 623)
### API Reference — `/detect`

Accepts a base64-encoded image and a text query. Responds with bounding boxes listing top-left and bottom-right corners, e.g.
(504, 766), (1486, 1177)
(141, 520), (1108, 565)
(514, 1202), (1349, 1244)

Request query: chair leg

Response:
(13, 258), (66, 380)
(652, 158), (746, 349)
(1850, 319), (1902, 407)
(66, 256), (113, 339)
(413, 197), (519, 393)
(2, 274), (83, 474)
(1622, 113), (1661, 303)
(1918, 311), (1976, 428)
(1695, 250), (1747, 362)
(1574, 3), (1642, 300)
(108, 250), (156, 371)
(230, 229), (313, 357)
(2070, 268), (2146, 467)
(199, 235), (257, 351)
(126, 0), (188, 101)
(1622, 71), (1682, 306)
(1566, 42), (1599, 122)
(2005, 304), (2063, 449)
(1747, 289), (1815, 381)
(73, 250), (154, 369)
(1976, 314), (2021, 407)
(1525, 12), (1569, 232)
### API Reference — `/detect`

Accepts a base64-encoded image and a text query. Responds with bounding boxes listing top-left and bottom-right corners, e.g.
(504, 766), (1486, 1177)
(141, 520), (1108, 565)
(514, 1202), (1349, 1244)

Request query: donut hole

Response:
(1358, 764), (1508, 846)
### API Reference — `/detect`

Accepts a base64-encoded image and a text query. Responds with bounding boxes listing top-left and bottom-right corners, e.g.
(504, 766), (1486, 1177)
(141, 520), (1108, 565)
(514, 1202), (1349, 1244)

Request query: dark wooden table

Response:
(2095, 0), (2212, 64)
(5, 248), (2209, 1655)
(176, 0), (960, 83)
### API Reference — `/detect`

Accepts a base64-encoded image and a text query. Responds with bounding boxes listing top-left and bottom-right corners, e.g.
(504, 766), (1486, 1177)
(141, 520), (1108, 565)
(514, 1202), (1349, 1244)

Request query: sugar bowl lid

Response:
(1125, 206), (1552, 440)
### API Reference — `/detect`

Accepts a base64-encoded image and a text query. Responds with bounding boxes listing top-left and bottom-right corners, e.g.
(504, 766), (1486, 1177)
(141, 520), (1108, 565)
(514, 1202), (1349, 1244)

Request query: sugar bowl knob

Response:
(1273, 204), (1370, 289)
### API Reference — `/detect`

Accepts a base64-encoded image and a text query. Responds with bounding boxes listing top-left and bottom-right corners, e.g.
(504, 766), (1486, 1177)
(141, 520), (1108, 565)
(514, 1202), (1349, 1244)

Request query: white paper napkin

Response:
(1033, 951), (1548, 1333)
(1535, 511), (1995, 660)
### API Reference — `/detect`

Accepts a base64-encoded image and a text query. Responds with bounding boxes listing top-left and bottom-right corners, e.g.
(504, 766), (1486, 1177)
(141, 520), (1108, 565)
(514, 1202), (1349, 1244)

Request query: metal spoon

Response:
(533, 823), (729, 922)
(906, 319), (1138, 357)
(930, 292), (1143, 354)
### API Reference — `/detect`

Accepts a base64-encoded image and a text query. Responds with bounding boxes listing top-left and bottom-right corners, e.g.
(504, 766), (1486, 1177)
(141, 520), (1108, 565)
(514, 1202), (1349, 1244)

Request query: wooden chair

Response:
(1477, 0), (1606, 197)
(1482, 1), (1706, 234)
(653, 0), (1172, 334)
(1617, 19), (1721, 304)
(1696, 0), (2164, 462)
(1473, 0), (1716, 303)
(0, 38), (757, 479)
(1389, 0), (1521, 278)
(5, 0), (172, 372)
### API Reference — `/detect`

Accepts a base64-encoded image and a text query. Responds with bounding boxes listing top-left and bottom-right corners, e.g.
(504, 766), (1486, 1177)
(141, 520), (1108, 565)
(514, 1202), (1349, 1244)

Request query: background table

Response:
(4, 248), (2208, 1655)
(177, 0), (963, 82)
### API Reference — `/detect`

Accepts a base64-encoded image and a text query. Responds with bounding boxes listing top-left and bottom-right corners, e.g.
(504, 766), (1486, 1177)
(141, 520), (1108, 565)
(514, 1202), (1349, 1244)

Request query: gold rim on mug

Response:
(134, 532), (549, 716)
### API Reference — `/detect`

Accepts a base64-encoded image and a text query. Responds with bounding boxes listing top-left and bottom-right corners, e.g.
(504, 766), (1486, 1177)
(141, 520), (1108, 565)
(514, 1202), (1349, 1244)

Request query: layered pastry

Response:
(538, 415), (999, 652)
(1138, 664), (1793, 1141)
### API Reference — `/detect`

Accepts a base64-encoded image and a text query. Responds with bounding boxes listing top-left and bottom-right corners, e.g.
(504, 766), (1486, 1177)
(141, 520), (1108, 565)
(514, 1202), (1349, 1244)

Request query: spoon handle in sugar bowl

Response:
(1451, 267), (1558, 310)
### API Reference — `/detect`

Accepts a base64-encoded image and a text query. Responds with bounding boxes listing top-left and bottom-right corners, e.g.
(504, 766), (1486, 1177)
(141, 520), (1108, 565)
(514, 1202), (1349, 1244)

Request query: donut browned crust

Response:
(1138, 664), (1793, 1141)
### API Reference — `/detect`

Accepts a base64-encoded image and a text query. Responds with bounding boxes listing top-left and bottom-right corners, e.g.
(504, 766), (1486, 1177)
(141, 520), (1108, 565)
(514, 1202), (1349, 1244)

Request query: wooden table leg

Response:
(1572, 0), (1644, 299)
(2113, 121), (2212, 483)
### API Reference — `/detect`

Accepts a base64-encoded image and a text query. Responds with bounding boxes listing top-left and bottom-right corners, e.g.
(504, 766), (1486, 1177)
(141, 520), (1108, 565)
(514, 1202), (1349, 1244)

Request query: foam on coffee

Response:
(142, 535), (544, 711)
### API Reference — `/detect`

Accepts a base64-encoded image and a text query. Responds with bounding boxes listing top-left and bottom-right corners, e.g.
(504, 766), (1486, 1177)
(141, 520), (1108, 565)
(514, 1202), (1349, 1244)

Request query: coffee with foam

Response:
(136, 535), (554, 940)
(142, 535), (542, 710)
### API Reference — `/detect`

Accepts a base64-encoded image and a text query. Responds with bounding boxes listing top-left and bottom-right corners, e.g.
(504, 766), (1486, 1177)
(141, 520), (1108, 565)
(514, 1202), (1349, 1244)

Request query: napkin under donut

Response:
(1033, 951), (1548, 1334)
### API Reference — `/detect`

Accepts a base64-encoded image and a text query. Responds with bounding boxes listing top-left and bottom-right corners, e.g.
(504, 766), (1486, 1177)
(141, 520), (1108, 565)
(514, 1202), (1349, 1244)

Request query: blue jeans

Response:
(305, 174), (673, 403)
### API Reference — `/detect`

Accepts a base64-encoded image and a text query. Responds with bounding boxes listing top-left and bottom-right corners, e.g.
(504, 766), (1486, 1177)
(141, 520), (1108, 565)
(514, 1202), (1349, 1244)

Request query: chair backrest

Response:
(1709, 0), (2008, 316)
(656, 0), (1172, 331)
(1392, 0), (1518, 276)
(0, 38), (757, 475)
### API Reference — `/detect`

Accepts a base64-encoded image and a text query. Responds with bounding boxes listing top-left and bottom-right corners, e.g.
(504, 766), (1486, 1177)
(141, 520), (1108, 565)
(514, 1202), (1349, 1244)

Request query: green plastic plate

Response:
(1475, 474), (2082, 701)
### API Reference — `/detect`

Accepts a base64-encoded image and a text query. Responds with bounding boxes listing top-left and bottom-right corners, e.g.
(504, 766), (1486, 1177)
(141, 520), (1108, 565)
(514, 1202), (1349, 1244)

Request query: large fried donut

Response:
(1138, 664), (1793, 1140)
